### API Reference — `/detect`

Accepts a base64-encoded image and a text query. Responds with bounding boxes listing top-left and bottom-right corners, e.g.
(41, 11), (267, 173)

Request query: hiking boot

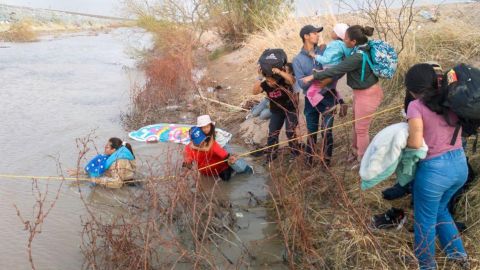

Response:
(371, 207), (406, 230)
(382, 183), (411, 200)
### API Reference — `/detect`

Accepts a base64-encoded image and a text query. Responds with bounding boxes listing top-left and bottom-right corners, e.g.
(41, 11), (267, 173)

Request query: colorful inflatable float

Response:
(129, 123), (232, 147)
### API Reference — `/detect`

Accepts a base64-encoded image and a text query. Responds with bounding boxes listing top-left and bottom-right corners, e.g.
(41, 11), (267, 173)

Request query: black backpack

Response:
(258, 49), (287, 77)
(442, 63), (480, 149)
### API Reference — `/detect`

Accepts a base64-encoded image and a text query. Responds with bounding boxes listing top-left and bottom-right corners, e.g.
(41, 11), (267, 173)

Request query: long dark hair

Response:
(109, 137), (135, 158)
(346, 25), (374, 45)
(404, 63), (448, 117)
(204, 123), (216, 140)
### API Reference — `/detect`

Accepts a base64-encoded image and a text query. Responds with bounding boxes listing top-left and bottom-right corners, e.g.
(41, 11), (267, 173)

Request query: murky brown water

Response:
(0, 29), (285, 269)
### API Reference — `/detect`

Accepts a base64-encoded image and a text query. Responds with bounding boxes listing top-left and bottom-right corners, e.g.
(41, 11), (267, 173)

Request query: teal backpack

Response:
(359, 40), (398, 81)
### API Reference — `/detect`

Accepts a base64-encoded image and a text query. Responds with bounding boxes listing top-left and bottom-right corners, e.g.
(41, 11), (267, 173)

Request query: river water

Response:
(0, 29), (284, 269)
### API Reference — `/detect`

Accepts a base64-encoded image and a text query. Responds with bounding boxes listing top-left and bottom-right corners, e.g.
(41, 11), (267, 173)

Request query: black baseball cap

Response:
(299, 25), (323, 39)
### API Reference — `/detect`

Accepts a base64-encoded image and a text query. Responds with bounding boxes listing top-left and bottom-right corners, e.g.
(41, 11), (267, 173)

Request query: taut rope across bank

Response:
(0, 104), (403, 182)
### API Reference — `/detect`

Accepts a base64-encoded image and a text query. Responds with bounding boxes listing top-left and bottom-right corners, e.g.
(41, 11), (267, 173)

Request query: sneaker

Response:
(288, 149), (301, 163)
(244, 165), (255, 175)
(371, 208), (406, 230)
(350, 160), (360, 171)
(382, 183), (411, 200)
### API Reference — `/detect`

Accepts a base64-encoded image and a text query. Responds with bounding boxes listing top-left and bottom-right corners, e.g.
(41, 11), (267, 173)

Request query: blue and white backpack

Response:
(359, 40), (398, 81)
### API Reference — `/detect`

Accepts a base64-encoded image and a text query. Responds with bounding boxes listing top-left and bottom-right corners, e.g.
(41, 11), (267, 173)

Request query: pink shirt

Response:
(407, 100), (462, 159)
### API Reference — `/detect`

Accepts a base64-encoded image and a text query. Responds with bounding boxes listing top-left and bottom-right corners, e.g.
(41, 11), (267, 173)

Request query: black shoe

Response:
(263, 153), (277, 166)
(323, 157), (331, 167)
(382, 183), (411, 200)
(456, 221), (467, 233)
(305, 156), (315, 167)
(371, 207), (406, 230)
(250, 148), (265, 157)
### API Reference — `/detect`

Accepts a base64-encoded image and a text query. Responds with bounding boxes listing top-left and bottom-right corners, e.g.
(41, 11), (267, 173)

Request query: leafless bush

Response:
(14, 179), (64, 270)
(68, 136), (256, 269)
(339, 0), (417, 54)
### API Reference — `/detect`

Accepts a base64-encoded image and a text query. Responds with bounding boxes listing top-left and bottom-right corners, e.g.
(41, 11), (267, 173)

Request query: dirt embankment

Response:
(198, 2), (480, 269)
(202, 2), (480, 147)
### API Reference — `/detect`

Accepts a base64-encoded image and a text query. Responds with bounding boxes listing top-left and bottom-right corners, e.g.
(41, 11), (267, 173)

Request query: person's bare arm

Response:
(272, 68), (295, 85)
(407, 118), (423, 149)
(252, 81), (263, 95)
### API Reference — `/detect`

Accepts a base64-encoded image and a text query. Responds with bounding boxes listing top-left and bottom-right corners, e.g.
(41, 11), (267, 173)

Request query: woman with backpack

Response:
(68, 137), (137, 188)
(302, 25), (383, 167)
(405, 63), (469, 269)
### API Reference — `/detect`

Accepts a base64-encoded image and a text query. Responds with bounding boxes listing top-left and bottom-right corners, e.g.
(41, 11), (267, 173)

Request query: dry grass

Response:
(260, 116), (480, 269)
(214, 2), (480, 270)
(117, 2), (480, 269)
(71, 135), (253, 269)
(0, 20), (38, 42)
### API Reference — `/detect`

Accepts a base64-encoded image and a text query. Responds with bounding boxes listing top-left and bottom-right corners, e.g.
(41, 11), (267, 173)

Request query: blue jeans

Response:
(223, 144), (251, 174)
(251, 98), (271, 120)
(413, 149), (468, 269)
(304, 93), (336, 162)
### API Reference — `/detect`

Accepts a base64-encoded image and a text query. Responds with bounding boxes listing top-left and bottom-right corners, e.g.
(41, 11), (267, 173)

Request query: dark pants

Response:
(304, 93), (336, 162)
(267, 110), (298, 156)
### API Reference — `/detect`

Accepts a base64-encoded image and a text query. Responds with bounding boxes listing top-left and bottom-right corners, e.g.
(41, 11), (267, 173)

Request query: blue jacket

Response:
(292, 46), (323, 94)
(315, 40), (352, 68)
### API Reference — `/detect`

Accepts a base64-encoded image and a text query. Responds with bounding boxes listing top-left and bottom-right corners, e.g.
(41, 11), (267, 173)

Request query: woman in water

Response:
(69, 137), (136, 188)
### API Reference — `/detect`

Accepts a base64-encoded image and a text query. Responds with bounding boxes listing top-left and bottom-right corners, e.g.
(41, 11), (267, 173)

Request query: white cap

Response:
(196, 115), (215, 127)
(333, 23), (349, 40)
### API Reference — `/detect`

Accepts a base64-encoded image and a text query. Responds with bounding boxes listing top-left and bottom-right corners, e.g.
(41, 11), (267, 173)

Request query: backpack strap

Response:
(473, 133), (478, 154)
(360, 51), (374, 82)
(450, 123), (461, 146)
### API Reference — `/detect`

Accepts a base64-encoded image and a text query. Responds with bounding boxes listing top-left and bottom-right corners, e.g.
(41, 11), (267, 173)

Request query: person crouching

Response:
(183, 127), (253, 181)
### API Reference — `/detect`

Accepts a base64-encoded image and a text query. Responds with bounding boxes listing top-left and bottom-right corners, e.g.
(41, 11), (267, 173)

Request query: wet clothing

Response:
(98, 159), (137, 189)
(184, 141), (230, 177)
(85, 146), (136, 188)
(184, 141), (252, 181)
